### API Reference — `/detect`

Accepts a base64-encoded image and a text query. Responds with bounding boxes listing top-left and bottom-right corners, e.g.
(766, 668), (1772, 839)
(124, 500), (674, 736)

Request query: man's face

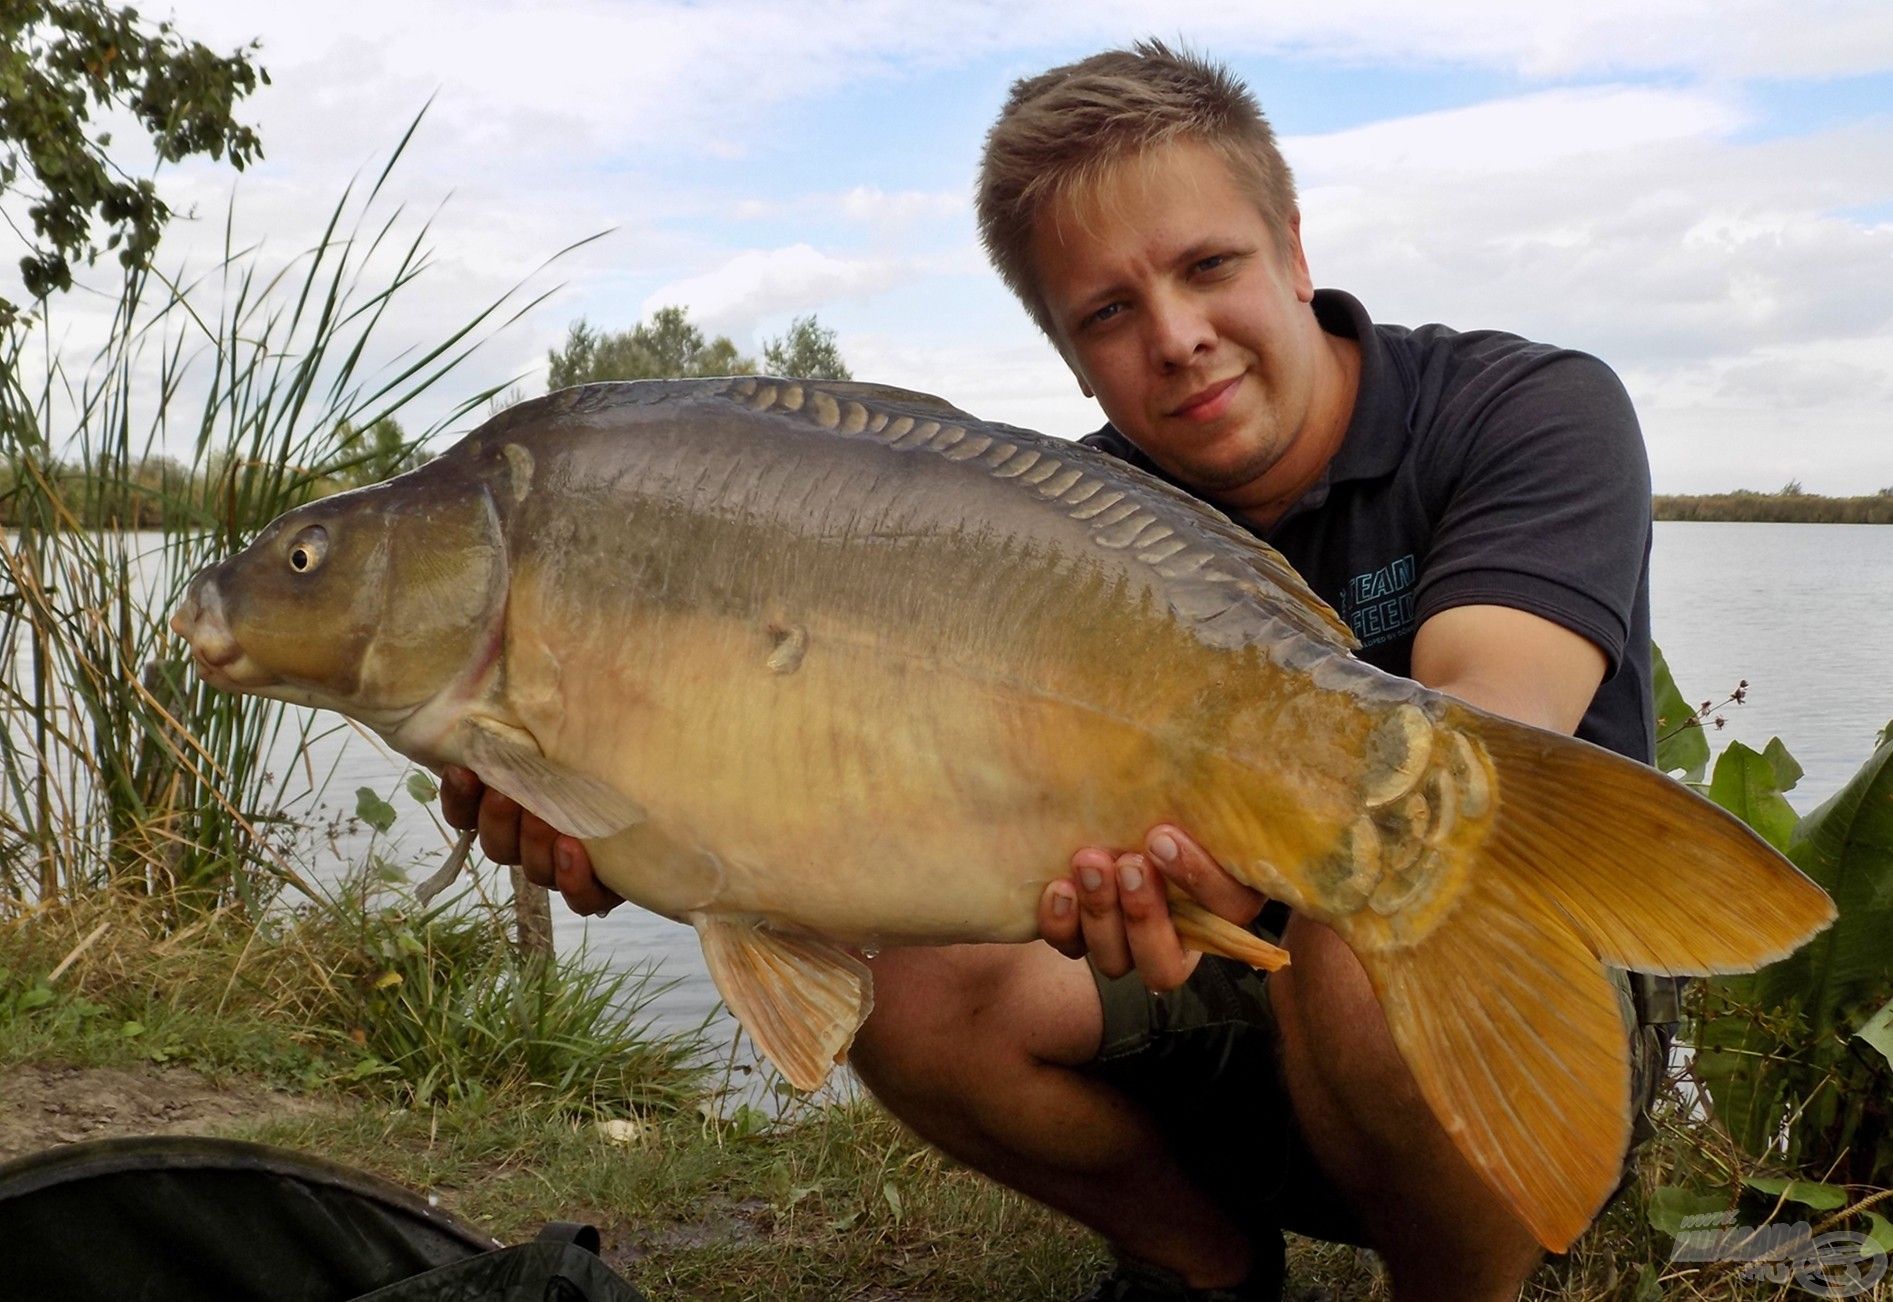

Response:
(1030, 140), (1323, 501)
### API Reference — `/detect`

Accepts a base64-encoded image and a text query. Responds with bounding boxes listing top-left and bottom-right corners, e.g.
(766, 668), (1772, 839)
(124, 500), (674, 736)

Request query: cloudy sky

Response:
(14, 1), (1893, 492)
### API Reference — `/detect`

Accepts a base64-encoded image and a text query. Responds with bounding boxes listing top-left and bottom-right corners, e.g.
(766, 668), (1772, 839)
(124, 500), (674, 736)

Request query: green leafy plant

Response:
(1690, 720), (1893, 1190)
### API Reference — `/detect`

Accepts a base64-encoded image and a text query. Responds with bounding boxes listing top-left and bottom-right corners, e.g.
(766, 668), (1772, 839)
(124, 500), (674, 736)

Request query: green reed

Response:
(0, 123), (576, 907)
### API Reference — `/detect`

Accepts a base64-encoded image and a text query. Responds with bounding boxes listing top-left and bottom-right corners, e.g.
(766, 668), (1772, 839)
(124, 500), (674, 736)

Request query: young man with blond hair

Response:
(446, 40), (1668, 1301)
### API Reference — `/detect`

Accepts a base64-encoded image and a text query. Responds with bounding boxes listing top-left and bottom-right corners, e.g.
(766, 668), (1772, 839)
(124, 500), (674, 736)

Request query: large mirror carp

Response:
(172, 377), (1833, 1250)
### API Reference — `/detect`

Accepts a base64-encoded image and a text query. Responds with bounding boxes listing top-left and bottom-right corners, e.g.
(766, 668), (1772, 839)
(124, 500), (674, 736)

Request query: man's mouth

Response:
(1169, 375), (1242, 422)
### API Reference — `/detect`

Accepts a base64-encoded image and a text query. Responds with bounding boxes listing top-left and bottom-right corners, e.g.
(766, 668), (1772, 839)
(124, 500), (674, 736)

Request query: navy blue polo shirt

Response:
(1081, 289), (1655, 764)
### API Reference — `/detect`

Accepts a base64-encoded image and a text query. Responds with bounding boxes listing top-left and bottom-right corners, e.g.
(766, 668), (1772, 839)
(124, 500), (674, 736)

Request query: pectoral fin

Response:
(461, 717), (645, 838)
(694, 916), (874, 1092)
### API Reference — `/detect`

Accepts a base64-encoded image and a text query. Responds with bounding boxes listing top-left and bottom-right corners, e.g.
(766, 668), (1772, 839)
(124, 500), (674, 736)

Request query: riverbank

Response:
(1654, 492), (1893, 523)
(0, 883), (1850, 1300)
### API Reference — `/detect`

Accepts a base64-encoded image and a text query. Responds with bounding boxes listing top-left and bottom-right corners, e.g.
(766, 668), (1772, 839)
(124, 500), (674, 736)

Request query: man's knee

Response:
(853, 943), (1101, 1092)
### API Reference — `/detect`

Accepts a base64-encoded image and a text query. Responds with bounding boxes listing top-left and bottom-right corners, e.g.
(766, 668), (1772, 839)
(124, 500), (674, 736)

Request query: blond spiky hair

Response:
(976, 40), (1298, 348)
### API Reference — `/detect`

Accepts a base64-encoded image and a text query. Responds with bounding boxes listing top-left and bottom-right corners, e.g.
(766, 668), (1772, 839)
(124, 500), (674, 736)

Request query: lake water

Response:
(8, 523), (1892, 1046)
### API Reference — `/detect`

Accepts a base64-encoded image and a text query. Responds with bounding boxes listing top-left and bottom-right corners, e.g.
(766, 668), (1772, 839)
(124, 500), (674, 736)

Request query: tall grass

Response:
(0, 123), (574, 908)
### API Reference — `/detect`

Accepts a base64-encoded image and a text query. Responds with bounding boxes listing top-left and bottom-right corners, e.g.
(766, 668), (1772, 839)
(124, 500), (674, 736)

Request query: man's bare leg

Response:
(855, 926), (1547, 1301)
(852, 943), (1256, 1289)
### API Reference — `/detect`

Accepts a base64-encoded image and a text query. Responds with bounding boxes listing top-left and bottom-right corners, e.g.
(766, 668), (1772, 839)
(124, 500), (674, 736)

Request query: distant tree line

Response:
(544, 306), (851, 388)
(5, 307), (854, 525)
(1655, 485), (1893, 524)
(0, 416), (420, 529)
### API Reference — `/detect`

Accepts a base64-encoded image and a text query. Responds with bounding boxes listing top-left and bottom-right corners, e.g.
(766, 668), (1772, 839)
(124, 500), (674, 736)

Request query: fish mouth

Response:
(171, 580), (281, 692)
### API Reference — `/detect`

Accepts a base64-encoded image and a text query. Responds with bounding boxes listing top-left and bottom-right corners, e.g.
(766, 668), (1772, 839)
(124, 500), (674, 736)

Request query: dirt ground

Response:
(0, 1061), (333, 1164)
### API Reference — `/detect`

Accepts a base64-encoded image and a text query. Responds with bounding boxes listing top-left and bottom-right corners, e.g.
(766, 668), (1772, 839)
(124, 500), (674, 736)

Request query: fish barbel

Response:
(171, 378), (1833, 1250)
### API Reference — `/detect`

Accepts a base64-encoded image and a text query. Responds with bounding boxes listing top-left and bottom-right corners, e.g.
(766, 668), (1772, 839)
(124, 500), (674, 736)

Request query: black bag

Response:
(0, 1135), (649, 1301)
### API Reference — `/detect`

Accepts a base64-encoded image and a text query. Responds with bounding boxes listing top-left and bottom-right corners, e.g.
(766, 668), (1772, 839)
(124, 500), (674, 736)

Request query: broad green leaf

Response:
(1648, 1184), (1730, 1235)
(1652, 643), (1709, 782)
(120, 1020), (145, 1039)
(355, 786), (397, 834)
(1706, 741), (1798, 852)
(1783, 729), (1893, 1037)
(1695, 725), (1893, 1184)
(405, 771), (439, 804)
(1864, 1211), (1893, 1255)
(1761, 737), (1804, 794)
(1857, 996), (1893, 1069)
(1743, 1175), (1848, 1211)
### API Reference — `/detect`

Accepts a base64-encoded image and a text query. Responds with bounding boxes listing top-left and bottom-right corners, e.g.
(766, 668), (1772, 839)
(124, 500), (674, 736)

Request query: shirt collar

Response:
(1310, 288), (1408, 488)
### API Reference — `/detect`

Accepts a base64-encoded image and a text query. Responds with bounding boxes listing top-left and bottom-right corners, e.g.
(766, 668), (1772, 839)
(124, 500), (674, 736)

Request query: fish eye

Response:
(288, 525), (329, 574)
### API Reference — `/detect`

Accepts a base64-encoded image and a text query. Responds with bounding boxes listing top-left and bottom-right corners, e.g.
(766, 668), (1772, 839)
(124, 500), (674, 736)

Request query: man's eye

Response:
(1085, 302), (1124, 328)
(1193, 254), (1229, 275)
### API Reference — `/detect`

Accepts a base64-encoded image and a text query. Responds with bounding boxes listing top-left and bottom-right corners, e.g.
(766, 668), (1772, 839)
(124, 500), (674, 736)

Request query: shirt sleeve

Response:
(1411, 350), (1652, 677)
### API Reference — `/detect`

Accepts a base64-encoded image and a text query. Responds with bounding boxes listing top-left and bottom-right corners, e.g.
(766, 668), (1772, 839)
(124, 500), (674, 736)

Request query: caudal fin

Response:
(1341, 707), (1833, 1252)
(1358, 874), (1628, 1251)
(1456, 706), (1836, 976)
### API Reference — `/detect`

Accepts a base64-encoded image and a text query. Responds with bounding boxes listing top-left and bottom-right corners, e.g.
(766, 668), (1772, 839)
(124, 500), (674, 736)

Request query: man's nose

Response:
(1147, 292), (1214, 369)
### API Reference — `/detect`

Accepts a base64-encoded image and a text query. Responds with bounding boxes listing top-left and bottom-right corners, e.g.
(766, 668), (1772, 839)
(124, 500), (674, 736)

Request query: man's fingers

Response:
(553, 837), (622, 916)
(1073, 847), (1131, 977)
(518, 811), (557, 890)
(440, 765), (482, 831)
(451, 773), (621, 917)
(1038, 879), (1082, 958)
(1146, 824), (1266, 925)
(476, 788), (522, 865)
(1115, 852), (1195, 992)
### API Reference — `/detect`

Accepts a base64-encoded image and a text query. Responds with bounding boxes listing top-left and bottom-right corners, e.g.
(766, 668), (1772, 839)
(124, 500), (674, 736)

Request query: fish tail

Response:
(1339, 707), (1834, 1251)
(1457, 708), (1834, 977)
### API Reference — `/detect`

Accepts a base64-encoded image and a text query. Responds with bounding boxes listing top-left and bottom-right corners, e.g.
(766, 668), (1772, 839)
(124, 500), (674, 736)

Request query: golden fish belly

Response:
(500, 545), (1385, 946)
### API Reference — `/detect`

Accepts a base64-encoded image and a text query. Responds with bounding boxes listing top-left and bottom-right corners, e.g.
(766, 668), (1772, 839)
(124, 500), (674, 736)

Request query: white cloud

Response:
(18, 1), (1893, 490)
(641, 245), (910, 336)
(839, 186), (968, 226)
(1120, 0), (1893, 79)
(1298, 116), (1893, 364)
(1289, 86), (1747, 181)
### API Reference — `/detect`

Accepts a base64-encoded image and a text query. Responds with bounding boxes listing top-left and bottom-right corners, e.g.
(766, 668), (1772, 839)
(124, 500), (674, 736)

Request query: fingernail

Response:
(1080, 867), (1102, 892)
(1120, 860), (1145, 893)
(1051, 890), (1073, 918)
(554, 842), (575, 877)
(1148, 831), (1178, 863)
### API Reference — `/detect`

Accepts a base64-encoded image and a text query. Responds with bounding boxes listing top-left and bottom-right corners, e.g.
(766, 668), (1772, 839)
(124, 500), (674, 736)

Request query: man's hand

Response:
(439, 766), (624, 916)
(1038, 824), (1267, 992)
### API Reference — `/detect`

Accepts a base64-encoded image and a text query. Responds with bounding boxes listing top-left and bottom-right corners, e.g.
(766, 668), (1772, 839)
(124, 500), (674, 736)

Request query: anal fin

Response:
(694, 916), (874, 1093)
(1168, 891), (1290, 971)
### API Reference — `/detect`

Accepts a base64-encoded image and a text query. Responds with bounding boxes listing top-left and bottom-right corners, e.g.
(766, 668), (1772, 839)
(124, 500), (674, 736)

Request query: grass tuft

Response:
(0, 876), (707, 1113)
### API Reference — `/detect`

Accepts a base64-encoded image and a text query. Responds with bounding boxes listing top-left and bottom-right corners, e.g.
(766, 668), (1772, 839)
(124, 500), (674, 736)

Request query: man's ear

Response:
(1285, 209), (1315, 305)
